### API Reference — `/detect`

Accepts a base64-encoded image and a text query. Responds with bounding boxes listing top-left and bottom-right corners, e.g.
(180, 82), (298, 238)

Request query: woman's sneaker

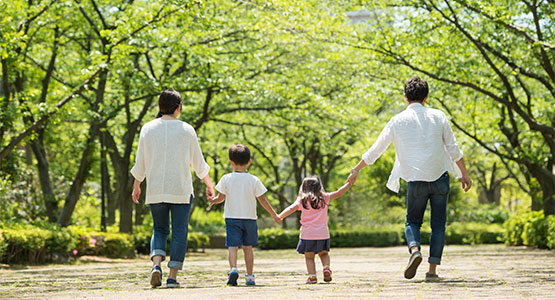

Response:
(323, 267), (332, 282)
(245, 274), (255, 286)
(150, 266), (162, 288)
(227, 270), (239, 286)
(306, 275), (317, 284)
(166, 278), (180, 288)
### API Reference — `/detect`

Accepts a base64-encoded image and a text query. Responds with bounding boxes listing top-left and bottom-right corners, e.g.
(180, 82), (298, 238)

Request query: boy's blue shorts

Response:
(225, 218), (258, 247)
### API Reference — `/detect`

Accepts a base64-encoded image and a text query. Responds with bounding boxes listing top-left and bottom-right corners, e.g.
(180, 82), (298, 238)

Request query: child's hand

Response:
(273, 215), (282, 224)
(347, 172), (358, 186)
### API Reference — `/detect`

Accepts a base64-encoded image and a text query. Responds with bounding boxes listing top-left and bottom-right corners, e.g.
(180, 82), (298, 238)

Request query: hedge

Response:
(0, 223), (210, 264)
(504, 211), (555, 249)
(258, 222), (504, 250)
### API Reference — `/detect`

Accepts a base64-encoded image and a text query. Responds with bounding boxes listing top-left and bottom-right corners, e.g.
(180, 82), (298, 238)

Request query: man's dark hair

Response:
(404, 77), (429, 102)
(157, 88), (182, 118)
(229, 144), (251, 166)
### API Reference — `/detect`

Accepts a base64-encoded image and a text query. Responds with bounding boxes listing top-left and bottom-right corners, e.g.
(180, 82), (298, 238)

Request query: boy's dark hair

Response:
(229, 144), (251, 166)
(404, 77), (429, 102)
(157, 88), (182, 118)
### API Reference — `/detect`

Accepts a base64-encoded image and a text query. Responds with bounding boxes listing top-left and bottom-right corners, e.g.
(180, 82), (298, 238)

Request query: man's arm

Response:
(348, 120), (393, 185)
(257, 195), (281, 223)
(456, 158), (472, 192)
(278, 202), (298, 220)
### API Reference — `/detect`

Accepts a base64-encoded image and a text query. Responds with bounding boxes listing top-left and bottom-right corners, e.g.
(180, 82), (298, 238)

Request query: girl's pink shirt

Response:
(296, 193), (331, 240)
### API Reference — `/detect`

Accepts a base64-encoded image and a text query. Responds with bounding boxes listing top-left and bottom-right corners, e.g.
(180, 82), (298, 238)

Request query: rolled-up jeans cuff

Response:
(150, 249), (166, 261)
(408, 242), (421, 253)
(168, 260), (183, 270)
(428, 256), (441, 265)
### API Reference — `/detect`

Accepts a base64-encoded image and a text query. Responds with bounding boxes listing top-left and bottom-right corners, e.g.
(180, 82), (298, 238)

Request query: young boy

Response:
(208, 144), (281, 286)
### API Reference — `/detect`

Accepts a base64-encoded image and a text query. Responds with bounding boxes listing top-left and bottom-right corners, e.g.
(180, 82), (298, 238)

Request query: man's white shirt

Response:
(362, 103), (463, 193)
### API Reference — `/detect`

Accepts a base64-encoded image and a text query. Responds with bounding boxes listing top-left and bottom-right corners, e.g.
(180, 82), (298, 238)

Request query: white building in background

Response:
(346, 9), (374, 25)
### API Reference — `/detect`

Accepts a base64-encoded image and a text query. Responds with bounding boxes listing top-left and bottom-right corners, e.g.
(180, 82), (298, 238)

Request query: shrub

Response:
(1, 225), (50, 264)
(504, 211), (551, 249)
(258, 223), (504, 250)
(132, 225), (209, 254)
(89, 232), (135, 258)
(189, 209), (225, 234)
(448, 204), (510, 224)
(445, 222), (503, 245)
(521, 211), (548, 248)
(188, 232), (210, 252)
(0, 230), (6, 260)
(547, 216), (555, 250)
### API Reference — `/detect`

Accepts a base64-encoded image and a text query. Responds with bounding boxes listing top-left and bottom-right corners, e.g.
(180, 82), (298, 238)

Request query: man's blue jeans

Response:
(405, 172), (449, 265)
(149, 198), (191, 270)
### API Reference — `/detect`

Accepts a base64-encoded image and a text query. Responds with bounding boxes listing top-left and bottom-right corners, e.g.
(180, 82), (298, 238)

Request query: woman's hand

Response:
(132, 186), (141, 204)
(131, 179), (141, 204)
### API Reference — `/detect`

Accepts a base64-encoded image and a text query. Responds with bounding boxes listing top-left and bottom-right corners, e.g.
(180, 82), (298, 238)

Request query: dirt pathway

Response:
(1, 245), (553, 299)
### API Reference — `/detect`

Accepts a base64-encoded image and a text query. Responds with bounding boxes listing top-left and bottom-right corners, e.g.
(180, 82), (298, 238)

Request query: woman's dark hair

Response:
(229, 144), (251, 166)
(156, 88), (182, 118)
(404, 77), (429, 102)
(299, 176), (326, 210)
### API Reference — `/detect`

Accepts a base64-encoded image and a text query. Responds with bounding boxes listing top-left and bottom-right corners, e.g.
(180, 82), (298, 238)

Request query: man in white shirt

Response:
(347, 77), (472, 282)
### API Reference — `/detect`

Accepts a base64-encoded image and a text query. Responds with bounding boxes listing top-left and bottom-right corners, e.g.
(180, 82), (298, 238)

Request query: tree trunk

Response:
(30, 137), (58, 222)
(57, 123), (100, 226)
(119, 173), (134, 233)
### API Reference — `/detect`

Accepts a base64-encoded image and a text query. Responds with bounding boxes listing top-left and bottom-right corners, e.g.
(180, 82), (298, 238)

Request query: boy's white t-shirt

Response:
(215, 172), (267, 220)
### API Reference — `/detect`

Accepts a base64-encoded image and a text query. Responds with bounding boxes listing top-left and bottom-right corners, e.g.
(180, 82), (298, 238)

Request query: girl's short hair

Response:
(299, 176), (326, 210)
(157, 88), (182, 118)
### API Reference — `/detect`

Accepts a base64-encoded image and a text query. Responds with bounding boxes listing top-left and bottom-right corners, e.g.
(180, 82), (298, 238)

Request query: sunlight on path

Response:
(0, 245), (553, 299)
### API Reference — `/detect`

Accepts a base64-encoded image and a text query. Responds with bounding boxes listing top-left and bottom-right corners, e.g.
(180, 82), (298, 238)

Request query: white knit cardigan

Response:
(130, 118), (210, 204)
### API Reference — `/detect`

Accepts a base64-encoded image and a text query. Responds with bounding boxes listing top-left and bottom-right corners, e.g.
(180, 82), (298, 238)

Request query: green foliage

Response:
(547, 216), (555, 250)
(189, 209), (225, 234)
(0, 223), (75, 264)
(503, 211), (552, 249)
(258, 222), (503, 249)
(188, 232), (210, 252)
(448, 204), (510, 224)
(90, 232), (135, 259)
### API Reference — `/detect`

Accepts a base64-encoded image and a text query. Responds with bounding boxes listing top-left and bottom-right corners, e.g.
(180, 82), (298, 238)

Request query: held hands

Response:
(347, 169), (358, 186)
(273, 214), (282, 224)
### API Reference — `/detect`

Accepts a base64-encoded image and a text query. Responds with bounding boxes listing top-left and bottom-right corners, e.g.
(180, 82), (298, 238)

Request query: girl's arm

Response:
(257, 195), (281, 223)
(329, 182), (353, 201)
(278, 201), (298, 220)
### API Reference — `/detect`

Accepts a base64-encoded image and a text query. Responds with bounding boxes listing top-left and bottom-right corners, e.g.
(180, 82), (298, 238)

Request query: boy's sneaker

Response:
(425, 273), (441, 282)
(227, 270), (239, 286)
(404, 251), (422, 279)
(166, 278), (180, 288)
(150, 266), (162, 288)
(245, 274), (255, 286)
(306, 275), (317, 284)
(323, 267), (332, 282)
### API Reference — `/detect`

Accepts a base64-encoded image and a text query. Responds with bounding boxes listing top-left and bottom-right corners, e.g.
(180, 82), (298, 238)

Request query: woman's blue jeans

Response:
(405, 172), (449, 265)
(149, 198), (191, 270)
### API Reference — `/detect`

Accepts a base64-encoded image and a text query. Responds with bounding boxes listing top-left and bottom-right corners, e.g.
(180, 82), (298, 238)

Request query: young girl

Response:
(279, 176), (353, 284)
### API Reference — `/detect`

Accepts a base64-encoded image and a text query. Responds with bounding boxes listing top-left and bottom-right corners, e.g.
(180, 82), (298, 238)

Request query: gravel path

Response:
(1, 245), (553, 299)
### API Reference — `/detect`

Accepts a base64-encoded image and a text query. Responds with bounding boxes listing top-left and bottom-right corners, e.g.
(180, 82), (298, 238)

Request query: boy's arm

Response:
(329, 182), (353, 201)
(256, 195), (281, 223)
(209, 193), (226, 204)
(278, 202), (298, 220)
(207, 193), (225, 211)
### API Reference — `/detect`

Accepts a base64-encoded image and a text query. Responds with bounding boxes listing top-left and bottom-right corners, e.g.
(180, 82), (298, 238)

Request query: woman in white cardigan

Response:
(131, 89), (215, 288)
